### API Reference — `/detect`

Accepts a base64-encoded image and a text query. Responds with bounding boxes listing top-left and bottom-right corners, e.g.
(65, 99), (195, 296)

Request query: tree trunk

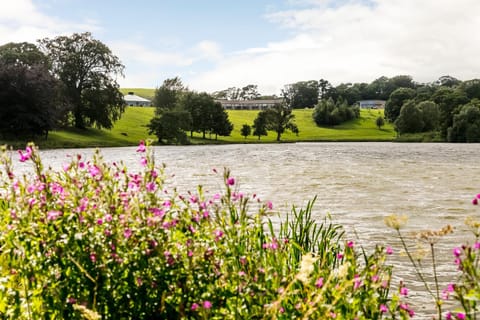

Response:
(276, 132), (281, 141)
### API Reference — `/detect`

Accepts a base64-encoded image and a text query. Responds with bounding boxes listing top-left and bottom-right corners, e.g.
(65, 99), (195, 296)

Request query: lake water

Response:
(13, 142), (480, 318)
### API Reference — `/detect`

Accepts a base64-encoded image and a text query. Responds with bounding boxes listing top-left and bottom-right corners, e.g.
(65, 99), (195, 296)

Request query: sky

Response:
(2, 0), (480, 95)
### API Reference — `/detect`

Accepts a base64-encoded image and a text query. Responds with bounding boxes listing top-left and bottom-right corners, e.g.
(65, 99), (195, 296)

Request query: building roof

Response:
(124, 93), (151, 103)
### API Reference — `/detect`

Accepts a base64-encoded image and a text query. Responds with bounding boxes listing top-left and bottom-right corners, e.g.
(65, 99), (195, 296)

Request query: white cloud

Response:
(189, 0), (480, 95)
(0, 0), (100, 44)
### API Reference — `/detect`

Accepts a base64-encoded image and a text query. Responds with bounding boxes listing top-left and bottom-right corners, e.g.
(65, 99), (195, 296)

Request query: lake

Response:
(13, 142), (480, 318)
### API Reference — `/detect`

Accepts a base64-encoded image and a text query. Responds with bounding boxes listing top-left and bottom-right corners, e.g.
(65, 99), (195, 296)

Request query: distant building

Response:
(358, 100), (386, 109)
(124, 92), (152, 107)
(216, 98), (284, 110)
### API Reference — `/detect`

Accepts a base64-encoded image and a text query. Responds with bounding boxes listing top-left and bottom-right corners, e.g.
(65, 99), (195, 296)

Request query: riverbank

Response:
(1, 107), (397, 149)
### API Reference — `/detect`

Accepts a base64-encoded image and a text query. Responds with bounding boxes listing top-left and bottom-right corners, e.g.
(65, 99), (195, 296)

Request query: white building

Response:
(124, 92), (152, 107)
(358, 100), (386, 109)
(216, 98), (284, 110)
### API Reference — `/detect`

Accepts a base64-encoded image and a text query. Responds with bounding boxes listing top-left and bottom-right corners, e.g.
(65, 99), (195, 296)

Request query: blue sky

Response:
(2, 0), (480, 95)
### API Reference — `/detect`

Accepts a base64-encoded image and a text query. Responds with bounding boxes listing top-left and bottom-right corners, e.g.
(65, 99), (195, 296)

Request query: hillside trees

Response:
(40, 32), (125, 129)
(149, 82), (233, 143)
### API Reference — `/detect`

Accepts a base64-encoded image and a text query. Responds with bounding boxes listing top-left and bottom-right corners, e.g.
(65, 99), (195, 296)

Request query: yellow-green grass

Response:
(119, 88), (156, 100)
(2, 107), (395, 149)
(192, 108), (395, 143)
(1, 107), (156, 149)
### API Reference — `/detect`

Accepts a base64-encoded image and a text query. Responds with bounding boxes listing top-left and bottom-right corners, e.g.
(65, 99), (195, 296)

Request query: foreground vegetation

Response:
(1, 142), (479, 319)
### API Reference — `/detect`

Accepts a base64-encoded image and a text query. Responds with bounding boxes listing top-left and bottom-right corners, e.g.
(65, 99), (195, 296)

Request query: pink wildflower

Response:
(347, 240), (354, 248)
(140, 157), (147, 167)
(400, 286), (408, 296)
(203, 300), (212, 309)
(380, 304), (388, 313)
(315, 277), (324, 288)
(453, 247), (462, 257)
(124, 228), (132, 239)
(136, 140), (146, 152)
(267, 201), (273, 210)
(47, 210), (62, 221)
(386, 246), (393, 255)
(457, 313), (466, 320)
(18, 146), (32, 162)
(191, 303), (199, 311)
(88, 165), (101, 177)
(227, 177), (235, 186)
(337, 252), (344, 259)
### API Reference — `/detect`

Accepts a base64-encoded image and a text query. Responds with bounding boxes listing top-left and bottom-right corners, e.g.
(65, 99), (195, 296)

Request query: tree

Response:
(147, 110), (192, 144)
(282, 80), (319, 109)
(240, 124), (251, 139)
(39, 32), (125, 129)
(258, 103), (299, 141)
(0, 62), (63, 139)
(394, 100), (424, 134)
(209, 102), (233, 140)
(0, 42), (49, 67)
(447, 101), (480, 142)
(376, 116), (385, 130)
(417, 101), (440, 131)
(252, 112), (268, 140)
(435, 75), (461, 88)
(239, 84), (260, 100)
(432, 87), (469, 138)
(153, 77), (186, 114)
(384, 88), (416, 122)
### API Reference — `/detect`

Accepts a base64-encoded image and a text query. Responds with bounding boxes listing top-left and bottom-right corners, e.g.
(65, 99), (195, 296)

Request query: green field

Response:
(1, 107), (395, 149)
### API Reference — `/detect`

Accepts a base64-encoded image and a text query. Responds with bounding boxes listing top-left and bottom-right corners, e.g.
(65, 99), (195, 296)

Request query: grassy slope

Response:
(1, 107), (395, 149)
(1, 107), (156, 149)
(194, 108), (395, 143)
(119, 88), (156, 100)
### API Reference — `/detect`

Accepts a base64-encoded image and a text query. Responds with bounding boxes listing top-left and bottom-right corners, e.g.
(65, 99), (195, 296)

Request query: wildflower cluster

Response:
(0, 142), (410, 319)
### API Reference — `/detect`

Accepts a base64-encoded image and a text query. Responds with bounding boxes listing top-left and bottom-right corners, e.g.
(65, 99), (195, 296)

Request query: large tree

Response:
(0, 62), (62, 139)
(148, 110), (192, 144)
(153, 77), (187, 114)
(282, 80), (319, 109)
(394, 100), (424, 134)
(257, 103), (299, 141)
(39, 32), (125, 129)
(384, 87), (416, 122)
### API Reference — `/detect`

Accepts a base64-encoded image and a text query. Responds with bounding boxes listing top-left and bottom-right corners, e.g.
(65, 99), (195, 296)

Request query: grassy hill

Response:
(1, 107), (395, 149)
(215, 108), (395, 142)
(119, 88), (156, 100)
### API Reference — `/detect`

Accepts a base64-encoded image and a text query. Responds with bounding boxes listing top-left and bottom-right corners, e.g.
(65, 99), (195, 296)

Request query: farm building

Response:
(216, 98), (284, 110)
(124, 92), (152, 107)
(358, 100), (386, 109)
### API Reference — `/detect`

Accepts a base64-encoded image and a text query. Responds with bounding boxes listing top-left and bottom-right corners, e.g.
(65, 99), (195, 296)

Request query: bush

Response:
(0, 142), (411, 319)
(313, 98), (360, 126)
